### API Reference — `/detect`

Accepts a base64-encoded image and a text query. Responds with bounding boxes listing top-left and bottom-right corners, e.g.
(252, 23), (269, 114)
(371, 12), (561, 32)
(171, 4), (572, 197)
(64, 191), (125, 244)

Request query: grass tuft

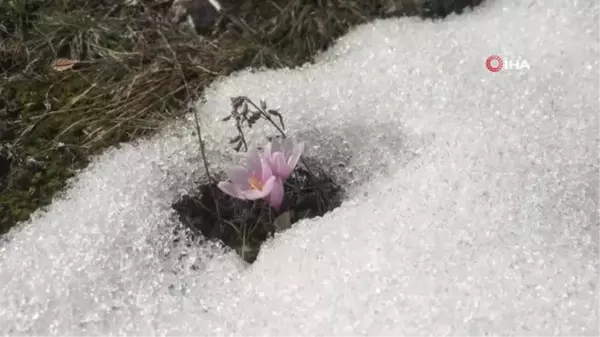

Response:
(0, 0), (482, 233)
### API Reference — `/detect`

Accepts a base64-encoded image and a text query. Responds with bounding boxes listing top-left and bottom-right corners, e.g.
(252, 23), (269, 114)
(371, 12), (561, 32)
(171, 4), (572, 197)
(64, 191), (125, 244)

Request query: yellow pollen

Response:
(248, 176), (264, 190)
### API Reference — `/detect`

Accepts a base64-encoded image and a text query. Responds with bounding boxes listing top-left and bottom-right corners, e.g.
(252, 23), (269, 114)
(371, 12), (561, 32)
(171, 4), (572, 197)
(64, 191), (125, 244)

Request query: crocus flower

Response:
(263, 138), (304, 180)
(218, 148), (285, 209)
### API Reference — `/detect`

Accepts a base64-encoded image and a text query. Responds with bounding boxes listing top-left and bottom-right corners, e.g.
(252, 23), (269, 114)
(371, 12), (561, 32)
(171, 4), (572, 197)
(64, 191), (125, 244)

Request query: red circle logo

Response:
(486, 55), (503, 72)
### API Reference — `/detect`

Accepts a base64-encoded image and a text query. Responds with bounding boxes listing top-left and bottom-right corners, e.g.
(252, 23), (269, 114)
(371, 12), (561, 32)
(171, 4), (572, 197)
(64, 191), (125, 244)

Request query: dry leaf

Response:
(53, 58), (78, 72)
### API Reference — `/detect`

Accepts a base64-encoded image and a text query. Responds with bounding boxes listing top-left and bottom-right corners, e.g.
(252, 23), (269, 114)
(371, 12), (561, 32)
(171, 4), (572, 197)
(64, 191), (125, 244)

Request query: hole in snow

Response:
(172, 158), (345, 263)
(171, 96), (346, 263)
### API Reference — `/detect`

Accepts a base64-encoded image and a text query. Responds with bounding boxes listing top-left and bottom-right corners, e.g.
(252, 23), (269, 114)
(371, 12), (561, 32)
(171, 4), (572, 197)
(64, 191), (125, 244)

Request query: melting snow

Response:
(0, 0), (598, 335)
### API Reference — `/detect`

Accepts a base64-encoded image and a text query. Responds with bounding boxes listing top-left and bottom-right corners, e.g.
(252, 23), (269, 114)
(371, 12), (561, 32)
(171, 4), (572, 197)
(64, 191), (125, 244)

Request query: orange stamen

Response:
(248, 176), (264, 190)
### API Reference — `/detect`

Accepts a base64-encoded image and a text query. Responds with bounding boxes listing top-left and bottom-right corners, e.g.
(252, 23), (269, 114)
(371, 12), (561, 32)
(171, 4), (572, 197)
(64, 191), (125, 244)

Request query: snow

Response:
(1, 0), (598, 335)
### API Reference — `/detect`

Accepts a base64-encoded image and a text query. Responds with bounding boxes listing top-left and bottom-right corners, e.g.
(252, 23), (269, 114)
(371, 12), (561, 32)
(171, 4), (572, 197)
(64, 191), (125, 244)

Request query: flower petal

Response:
(271, 151), (291, 178)
(260, 155), (274, 182)
(281, 138), (294, 157)
(218, 181), (243, 199)
(270, 138), (282, 154)
(262, 175), (276, 193)
(226, 165), (250, 187)
(286, 142), (304, 173)
(264, 141), (273, 161)
(242, 176), (276, 200)
(267, 177), (284, 210)
(246, 148), (262, 174)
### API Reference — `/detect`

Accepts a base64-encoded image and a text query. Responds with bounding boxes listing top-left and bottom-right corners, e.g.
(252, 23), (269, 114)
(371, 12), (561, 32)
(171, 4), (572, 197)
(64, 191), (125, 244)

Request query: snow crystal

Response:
(0, 0), (598, 335)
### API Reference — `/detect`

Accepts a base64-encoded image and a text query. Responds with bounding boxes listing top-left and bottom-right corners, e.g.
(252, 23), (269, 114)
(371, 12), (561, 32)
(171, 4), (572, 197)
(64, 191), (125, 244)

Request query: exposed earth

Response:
(0, 0), (482, 234)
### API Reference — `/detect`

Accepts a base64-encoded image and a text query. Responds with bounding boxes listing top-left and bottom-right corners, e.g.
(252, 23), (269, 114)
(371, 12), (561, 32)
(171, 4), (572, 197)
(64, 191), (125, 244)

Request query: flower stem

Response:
(244, 97), (286, 138)
(192, 109), (214, 183)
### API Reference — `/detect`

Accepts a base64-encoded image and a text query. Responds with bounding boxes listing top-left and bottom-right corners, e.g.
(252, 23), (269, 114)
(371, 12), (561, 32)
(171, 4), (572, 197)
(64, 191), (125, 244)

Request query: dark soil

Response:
(172, 159), (344, 263)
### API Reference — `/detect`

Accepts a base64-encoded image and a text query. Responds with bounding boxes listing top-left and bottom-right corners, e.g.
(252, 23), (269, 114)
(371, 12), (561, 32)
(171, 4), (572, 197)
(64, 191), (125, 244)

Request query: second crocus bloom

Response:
(263, 138), (304, 180)
(217, 138), (304, 211)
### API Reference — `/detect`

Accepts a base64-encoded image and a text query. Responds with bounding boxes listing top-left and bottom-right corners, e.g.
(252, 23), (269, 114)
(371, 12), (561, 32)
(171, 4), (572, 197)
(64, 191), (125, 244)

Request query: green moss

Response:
(0, 73), (101, 232)
(0, 0), (446, 235)
(0, 0), (361, 234)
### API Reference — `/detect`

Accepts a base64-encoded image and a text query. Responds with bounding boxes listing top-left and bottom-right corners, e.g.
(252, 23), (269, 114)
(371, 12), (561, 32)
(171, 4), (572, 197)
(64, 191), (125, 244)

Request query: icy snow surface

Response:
(1, 0), (599, 335)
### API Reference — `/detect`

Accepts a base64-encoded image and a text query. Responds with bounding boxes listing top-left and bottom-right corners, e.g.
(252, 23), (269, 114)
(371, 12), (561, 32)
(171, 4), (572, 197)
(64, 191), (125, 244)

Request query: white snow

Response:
(1, 0), (598, 335)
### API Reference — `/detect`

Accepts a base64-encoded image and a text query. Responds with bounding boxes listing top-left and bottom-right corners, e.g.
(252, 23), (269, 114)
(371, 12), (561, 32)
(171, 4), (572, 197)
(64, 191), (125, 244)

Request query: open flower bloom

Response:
(218, 148), (284, 209)
(263, 138), (304, 180)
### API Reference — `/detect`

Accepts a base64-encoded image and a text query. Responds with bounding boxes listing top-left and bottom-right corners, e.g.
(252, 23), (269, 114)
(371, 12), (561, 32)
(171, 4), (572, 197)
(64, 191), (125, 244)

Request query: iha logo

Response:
(485, 55), (530, 72)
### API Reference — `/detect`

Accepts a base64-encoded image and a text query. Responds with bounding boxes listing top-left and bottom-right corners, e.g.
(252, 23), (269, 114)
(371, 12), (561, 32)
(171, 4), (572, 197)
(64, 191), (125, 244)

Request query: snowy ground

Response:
(0, 0), (598, 335)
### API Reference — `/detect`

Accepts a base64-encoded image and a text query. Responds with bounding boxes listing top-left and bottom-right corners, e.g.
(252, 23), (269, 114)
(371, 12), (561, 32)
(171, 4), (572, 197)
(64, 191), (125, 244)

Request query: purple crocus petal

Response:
(226, 165), (251, 187)
(286, 141), (304, 172)
(242, 176), (276, 200)
(270, 151), (291, 179)
(260, 156), (274, 183)
(270, 138), (282, 154)
(264, 141), (273, 160)
(246, 148), (263, 174)
(218, 181), (243, 199)
(267, 177), (285, 210)
(280, 138), (294, 157)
